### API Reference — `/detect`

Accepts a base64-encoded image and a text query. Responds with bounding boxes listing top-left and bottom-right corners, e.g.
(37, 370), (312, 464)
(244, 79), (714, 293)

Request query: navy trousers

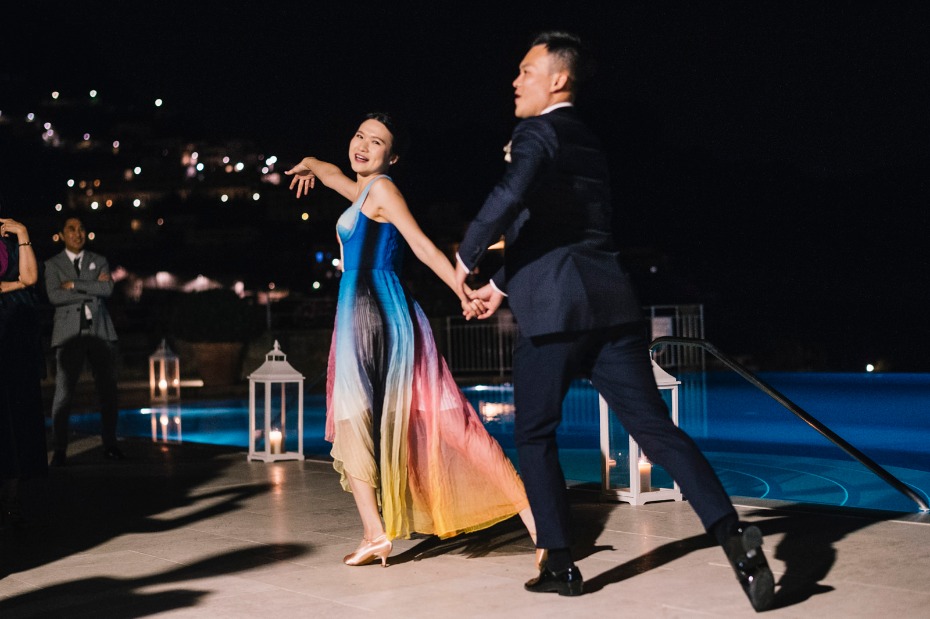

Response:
(513, 321), (735, 550)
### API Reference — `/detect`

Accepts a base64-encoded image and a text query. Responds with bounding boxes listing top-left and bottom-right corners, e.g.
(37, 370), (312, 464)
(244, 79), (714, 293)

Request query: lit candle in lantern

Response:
(638, 456), (652, 491)
(269, 429), (283, 454)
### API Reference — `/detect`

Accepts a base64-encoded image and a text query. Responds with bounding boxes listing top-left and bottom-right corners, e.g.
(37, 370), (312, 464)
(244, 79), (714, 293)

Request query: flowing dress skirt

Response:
(326, 268), (528, 540)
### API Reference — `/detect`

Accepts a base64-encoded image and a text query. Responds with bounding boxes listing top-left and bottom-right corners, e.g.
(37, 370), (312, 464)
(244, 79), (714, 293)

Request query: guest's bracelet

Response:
(19, 241), (32, 247)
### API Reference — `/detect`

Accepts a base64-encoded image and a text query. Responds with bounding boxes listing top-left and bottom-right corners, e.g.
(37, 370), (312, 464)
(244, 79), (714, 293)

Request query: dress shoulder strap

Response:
(356, 174), (393, 204)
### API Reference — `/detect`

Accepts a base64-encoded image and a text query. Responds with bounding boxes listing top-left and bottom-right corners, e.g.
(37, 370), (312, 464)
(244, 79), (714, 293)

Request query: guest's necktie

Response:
(73, 257), (91, 330)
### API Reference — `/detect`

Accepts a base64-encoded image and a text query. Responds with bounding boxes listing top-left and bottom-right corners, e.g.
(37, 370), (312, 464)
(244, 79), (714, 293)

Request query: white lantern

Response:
(247, 341), (305, 462)
(149, 339), (181, 402)
(599, 360), (684, 505)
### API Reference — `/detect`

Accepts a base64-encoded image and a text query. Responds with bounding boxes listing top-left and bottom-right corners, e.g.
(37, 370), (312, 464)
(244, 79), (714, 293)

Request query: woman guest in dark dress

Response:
(0, 216), (46, 527)
(285, 114), (537, 567)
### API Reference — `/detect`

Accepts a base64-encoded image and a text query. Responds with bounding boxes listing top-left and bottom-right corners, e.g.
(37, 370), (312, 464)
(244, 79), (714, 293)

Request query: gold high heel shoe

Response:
(343, 534), (392, 567)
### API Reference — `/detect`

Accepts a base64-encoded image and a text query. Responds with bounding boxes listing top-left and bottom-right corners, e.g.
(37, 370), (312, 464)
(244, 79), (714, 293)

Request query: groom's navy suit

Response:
(459, 106), (736, 549)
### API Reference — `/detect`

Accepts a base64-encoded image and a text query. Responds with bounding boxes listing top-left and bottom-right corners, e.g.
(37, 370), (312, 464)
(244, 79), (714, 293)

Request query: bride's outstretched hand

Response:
(284, 160), (317, 197)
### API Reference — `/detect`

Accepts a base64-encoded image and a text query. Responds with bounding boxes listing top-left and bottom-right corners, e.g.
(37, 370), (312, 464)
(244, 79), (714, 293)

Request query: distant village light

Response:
(89, 89), (98, 98)
(67, 179), (75, 187)
(312, 281), (321, 290)
(266, 155), (278, 165)
(155, 98), (163, 107)
(113, 140), (120, 148)
(55, 203), (63, 211)
(133, 199), (142, 207)
(196, 163), (204, 171)
(91, 201), (99, 210)
(88, 232), (96, 240)
(252, 193), (260, 201)
(235, 162), (244, 171)
(52, 91), (60, 99)
(26, 113), (35, 121)
(301, 212), (309, 221)
(221, 194), (229, 202)
(83, 133), (91, 141)
(44, 122), (52, 130)
(134, 166), (142, 174)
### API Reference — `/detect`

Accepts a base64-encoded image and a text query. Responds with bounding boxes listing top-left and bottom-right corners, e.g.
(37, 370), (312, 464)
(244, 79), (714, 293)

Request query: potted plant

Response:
(170, 288), (260, 386)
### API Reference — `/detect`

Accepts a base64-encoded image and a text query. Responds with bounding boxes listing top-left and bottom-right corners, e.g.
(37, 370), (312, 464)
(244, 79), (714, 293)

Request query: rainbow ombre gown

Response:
(325, 176), (529, 540)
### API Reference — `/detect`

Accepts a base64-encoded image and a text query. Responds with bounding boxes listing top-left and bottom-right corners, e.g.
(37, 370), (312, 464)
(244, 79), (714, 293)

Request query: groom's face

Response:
(512, 44), (556, 118)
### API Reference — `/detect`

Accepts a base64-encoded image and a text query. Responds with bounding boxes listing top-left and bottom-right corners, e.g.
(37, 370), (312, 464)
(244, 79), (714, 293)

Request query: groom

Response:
(455, 32), (774, 611)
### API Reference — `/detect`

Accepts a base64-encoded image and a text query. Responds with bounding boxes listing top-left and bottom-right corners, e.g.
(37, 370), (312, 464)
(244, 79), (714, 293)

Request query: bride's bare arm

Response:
(285, 157), (356, 201)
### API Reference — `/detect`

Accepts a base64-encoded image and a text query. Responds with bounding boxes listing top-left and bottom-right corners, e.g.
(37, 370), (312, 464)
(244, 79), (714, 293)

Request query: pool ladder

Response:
(650, 336), (930, 513)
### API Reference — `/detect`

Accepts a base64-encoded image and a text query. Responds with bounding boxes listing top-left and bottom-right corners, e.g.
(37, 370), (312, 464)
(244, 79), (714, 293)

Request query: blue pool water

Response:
(71, 372), (930, 513)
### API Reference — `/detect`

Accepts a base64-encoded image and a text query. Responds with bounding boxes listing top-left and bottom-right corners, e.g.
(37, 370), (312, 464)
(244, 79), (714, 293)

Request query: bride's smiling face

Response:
(349, 119), (398, 175)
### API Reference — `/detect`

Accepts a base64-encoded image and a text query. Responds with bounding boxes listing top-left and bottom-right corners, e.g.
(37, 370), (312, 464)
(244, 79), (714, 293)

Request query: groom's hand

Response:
(469, 284), (503, 320)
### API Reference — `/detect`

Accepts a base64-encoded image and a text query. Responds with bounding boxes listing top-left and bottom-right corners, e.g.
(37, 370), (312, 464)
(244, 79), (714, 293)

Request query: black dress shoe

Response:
(49, 451), (67, 467)
(524, 565), (584, 597)
(723, 523), (774, 612)
(103, 446), (126, 461)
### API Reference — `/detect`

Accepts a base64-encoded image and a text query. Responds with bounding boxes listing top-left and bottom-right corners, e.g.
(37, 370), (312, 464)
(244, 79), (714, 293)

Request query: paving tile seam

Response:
(824, 580), (930, 595)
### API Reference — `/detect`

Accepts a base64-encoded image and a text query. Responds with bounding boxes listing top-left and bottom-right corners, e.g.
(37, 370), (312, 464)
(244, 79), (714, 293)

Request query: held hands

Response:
(455, 263), (501, 320)
(467, 284), (504, 320)
(284, 158), (318, 197)
(460, 284), (487, 320)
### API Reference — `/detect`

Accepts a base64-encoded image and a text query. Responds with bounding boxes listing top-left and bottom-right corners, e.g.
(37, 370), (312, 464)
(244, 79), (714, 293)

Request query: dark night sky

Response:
(3, 3), (930, 369)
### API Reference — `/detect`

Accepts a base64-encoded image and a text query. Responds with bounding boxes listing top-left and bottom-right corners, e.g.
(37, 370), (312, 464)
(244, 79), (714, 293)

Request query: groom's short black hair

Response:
(531, 31), (595, 92)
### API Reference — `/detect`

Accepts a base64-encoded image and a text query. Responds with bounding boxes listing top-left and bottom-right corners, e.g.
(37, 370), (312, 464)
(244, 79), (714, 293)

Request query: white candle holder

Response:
(247, 341), (305, 462)
(149, 339), (181, 402)
(599, 360), (684, 505)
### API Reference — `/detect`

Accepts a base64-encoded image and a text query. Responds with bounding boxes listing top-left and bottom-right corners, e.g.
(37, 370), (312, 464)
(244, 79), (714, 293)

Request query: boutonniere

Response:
(89, 262), (97, 271)
(503, 140), (512, 163)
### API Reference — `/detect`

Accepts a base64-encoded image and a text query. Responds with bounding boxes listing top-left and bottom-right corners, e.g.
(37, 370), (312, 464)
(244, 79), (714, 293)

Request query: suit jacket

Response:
(459, 107), (642, 338)
(45, 249), (118, 347)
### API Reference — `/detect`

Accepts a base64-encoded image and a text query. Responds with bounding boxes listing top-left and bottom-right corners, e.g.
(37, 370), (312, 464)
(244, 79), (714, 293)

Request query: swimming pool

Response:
(70, 372), (930, 513)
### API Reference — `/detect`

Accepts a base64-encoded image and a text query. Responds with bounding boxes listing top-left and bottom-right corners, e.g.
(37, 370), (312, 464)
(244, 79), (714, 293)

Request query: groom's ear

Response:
(550, 71), (570, 93)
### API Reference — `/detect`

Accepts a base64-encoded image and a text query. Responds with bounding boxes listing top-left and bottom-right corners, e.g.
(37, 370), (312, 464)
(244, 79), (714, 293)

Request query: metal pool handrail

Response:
(650, 336), (930, 513)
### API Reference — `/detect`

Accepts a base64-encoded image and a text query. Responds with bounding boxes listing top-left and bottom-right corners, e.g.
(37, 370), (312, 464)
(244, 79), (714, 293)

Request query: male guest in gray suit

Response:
(456, 32), (773, 611)
(46, 216), (123, 466)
